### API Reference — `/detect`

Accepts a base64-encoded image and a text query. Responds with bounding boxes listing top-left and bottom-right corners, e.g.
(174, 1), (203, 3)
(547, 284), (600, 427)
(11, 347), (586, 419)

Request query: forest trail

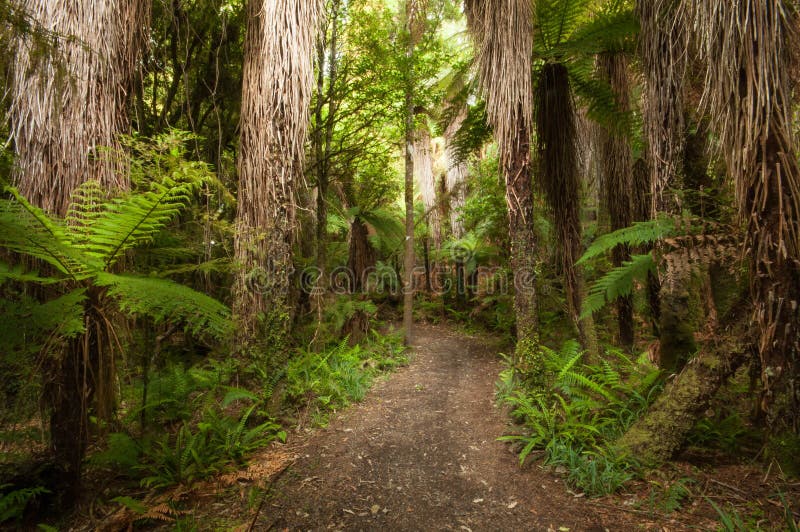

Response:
(252, 324), (629, 531)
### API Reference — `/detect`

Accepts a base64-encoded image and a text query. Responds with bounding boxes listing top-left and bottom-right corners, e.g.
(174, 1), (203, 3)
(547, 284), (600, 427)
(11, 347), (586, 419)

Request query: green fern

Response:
(0, 484), (50, 523)
(581, 254), (656, 319)
(578, 217), (676, 265)
(0, 172), (231, 346)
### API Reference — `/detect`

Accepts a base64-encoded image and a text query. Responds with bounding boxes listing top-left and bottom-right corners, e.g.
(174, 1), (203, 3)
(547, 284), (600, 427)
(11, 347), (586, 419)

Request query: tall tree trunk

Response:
(234, 0), (322, 349)
(695, 0), (800, 428)
(11, 0), (150, 500)
(402, 0), (423, 345)
(637, 0), (695, 372)
(444, 105), (468, 239)
(314, 0), (341, 285)
(596, 52), (635, 350)
(536, 63), (599, 359)
(465, 0), (544, 383)
(632, 157), (662, 336)
(11, 0), (150, 216)
(415, 121), (440, 277)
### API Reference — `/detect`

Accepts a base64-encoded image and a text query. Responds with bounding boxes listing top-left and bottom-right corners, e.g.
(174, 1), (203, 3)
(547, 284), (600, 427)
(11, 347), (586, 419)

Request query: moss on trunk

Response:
(618, 318), (751, 465)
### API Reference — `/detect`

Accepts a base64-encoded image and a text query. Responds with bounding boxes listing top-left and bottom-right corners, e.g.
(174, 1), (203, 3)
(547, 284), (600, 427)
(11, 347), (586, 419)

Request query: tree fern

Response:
(0, 189), (92, 278)
(78, 177), (200, 267)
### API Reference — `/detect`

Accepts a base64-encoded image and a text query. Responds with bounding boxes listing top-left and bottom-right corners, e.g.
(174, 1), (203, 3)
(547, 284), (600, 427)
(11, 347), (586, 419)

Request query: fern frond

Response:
(0, 191), (93, 278)
(81, 179), (200, 267)
(581, 254), (656, 319)
(578, 218), (676, 265)
(535, 0), (591, 51)
(65, 180), (108, 246)
(96, 273), (231, 342)
(559, 8), (637, 56)
(0, 262), (60, 285)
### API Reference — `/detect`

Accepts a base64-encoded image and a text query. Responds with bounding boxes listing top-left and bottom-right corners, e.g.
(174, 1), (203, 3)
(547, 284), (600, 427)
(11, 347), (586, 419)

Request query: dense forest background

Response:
(0, 0), (799, 529)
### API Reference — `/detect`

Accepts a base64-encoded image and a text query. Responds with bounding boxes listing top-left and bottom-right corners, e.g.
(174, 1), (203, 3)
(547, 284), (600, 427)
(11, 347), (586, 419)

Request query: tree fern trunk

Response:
(11, 0), (150, 216)
(693, 0), (800, 428)
(233, 0), (322, 350)
(596, 52), (635, 350)
(535, 63), (599, 360)
(11, 0), (149, 501)
(637, 0), (696, 372)
(465, 0), (546, 381)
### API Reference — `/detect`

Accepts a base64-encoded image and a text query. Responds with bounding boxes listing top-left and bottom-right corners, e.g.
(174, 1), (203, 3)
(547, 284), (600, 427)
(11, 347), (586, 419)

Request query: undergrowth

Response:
(286, 328), (407, 426)
(496, 340), (662, 496)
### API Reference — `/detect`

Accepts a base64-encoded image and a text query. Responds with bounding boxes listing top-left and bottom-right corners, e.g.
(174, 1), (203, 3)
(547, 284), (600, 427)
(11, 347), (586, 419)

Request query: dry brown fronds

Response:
(689, 0), (800, 423)
(465, 0), (540, 360)
(465, 0), (533, 175)
(637, 0), (689, 215)
(596, 52), (635, 347)
(10, 0), (150, 216)
(233, 0), (323, 338)
(535, 63), (584, 326)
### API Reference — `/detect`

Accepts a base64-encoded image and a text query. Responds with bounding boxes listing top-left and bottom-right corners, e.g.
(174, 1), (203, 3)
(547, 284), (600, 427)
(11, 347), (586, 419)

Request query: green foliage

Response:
(642, 477), (694, 515)
(94, 386), (283, 489)
(578, 217), (676, 266)
(532, 0), (638, 132)
(577, 217), (678, 318)
(0, 134), (231, 352)
(581, 254), (656, 319)
(497, 341), (662, 496)
(687, 413), (750, 454)
(707, 499), (750, 532)
(0, 484), (50, 523)
(286, 330), (407, 425)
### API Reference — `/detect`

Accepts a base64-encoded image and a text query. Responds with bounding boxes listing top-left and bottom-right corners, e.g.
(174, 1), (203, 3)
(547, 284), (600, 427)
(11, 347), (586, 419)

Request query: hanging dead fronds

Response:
(535, 63), (585, 327)
(637, 0), (688, 215)
(10, 0), (151, 216)
(465, 0), (533, 175)
(234, 0), (323, 340)
(465, 0), (541, 375)
(596, 52), (635, 348)
(691, 0), (800, 424)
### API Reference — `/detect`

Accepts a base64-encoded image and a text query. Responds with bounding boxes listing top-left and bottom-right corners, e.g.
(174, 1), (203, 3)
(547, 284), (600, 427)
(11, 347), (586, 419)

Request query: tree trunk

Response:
(11, 0), (150, 215)
(444, 105), (468, 239)
(415, 122), (441, 253)
(619, 312), (752, 464)
(465, 0), (545, 382)
(234, 0), (322, 350)
(632, 157), (661, 336)
(596, 52), (635, 350)
(11, 0), (149, 501)
(402, 0), (421, 345)
(693, 0), (800, 427)
(637, 0), (695, 372)
(535, 63), (599, 360)
(348, 217), (376, 293)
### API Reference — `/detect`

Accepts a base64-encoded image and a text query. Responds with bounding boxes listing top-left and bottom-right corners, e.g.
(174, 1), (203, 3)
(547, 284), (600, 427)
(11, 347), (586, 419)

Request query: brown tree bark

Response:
(11, 0), (150, 216)
(233, 0), (322, 350)
(637, 0), (696, 372)
(596, 52), (635, 350)
(11, 0), (150, 500)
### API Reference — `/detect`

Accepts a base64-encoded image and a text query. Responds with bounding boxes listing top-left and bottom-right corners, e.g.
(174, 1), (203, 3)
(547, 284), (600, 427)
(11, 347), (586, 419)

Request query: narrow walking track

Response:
(256, 324), (628, 531)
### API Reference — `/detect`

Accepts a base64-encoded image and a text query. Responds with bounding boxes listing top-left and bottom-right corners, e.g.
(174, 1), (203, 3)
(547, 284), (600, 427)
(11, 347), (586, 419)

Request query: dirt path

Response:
(254, 323), (632, 531)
